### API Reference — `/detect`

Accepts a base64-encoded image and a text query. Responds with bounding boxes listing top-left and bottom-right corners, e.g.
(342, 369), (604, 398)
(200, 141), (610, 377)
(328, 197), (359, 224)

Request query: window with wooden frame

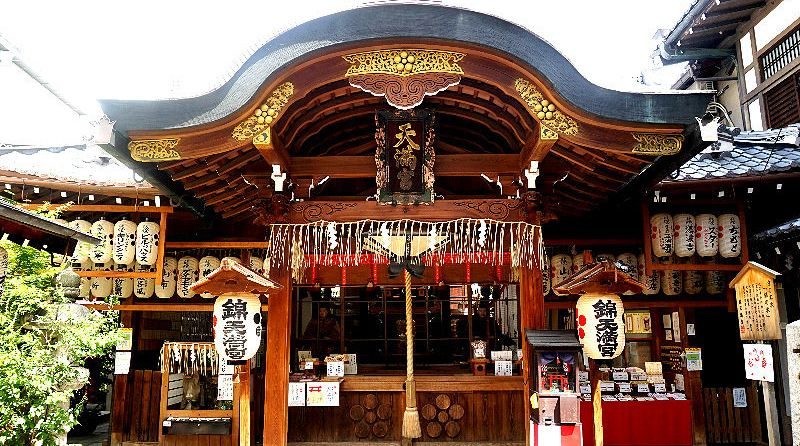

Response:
(764, 71), (800, 128)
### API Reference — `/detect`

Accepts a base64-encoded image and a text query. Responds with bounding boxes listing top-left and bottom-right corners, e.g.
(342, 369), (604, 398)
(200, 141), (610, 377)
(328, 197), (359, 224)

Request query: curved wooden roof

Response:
(98, 3), (714, 225)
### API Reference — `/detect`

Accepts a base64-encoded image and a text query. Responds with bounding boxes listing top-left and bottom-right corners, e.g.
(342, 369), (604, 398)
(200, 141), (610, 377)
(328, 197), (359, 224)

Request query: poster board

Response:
(743, 343), (774, 382)
(731, 262), (782, 340)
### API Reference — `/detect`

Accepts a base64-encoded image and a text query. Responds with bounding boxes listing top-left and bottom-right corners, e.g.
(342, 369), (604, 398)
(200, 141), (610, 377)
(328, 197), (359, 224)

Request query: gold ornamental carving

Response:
(232, 82), (294, 148)
(344, 49), (465, 110)
(514, 78), (578, 137)
(128, 138), (181, 162)
(631, 133), (684, 155)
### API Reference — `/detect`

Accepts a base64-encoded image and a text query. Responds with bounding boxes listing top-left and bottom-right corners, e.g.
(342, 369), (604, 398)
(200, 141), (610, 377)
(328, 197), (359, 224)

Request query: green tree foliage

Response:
(0, 241), (122, 446)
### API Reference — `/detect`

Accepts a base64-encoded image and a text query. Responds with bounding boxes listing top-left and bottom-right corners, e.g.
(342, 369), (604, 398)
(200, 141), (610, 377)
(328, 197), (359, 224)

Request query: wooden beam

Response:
(290, 154), (520, 179)
(519, 127), (557, 169)
(257, 131), (291, 169)
(286, 199), (527, 223)
(79, 302), (269, 312)
(0, 172), (161, 198)
(165, 241), (269, 249)
(21, 204), (174, 213)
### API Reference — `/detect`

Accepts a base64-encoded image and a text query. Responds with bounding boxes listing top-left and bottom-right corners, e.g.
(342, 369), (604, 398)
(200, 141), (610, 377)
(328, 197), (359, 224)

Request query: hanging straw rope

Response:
(402, 268), (422, 439)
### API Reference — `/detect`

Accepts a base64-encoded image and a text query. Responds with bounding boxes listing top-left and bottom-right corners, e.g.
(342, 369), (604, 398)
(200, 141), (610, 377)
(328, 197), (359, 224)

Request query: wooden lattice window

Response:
(760, 23), (800, 81)
(764, 72), (800, 128)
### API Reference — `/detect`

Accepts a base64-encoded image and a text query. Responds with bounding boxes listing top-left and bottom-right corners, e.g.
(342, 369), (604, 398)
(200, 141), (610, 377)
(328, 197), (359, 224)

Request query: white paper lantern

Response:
(248, 256), (264, 275)
(79, 277), (90, 298)
(684, 270), (703, 295)
(156, 257), (178, 299)
(213, 293), (263, 361)
(550, 254), (573, 296)
(575, 293), (625, 359)
(112, 264), (133, 299)
(705, 270), (726, 295)
(90, 263), (112, 298)
(616, 253), (639, 281)
(661, 270), (682, 296)
(542, 255), (551, 296)
(221, 256), (241, 265)
(673, 214), (696, 258)
(695, 214), (718, 257)
(134, 263), (155, 298)
(90, 219), (114, 264)
(199, 256), (221, 299)
(263, 255), (271, 277)
(69, 220), (92, 263)
(0, 246), (7, 297)
(135, 221), (160, 266)
(650, 213), (673, 257)
(572, 254), (585, 273)
(596, 253), (616, 263)
(637, 254), (660, 295)
(177, 256), (199, 298)
(112, 219), (137, 265)
(718, 214), (742, 258)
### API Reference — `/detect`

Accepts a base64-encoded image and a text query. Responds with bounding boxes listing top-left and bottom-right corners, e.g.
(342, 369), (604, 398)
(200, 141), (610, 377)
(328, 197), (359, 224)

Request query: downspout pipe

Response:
(99, 130), (217, 223)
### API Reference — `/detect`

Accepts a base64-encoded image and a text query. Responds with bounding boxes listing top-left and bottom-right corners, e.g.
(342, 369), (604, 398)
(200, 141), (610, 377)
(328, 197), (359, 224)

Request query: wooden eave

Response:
(553, 260), (645, 295)
(729, 261), (781, 288)
(190, 258), (283, 295)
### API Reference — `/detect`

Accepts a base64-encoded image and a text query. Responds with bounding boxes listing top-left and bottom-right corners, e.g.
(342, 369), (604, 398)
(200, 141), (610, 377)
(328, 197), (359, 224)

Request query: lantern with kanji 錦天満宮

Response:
(575, 293), (625, 360)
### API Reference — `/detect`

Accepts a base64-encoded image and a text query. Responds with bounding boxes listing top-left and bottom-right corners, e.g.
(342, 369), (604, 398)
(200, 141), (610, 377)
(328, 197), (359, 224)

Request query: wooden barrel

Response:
(445, 420), (461, 438)
(363, 393), (379, 410)
(372, 420), (389, 438)
(377, 403), (392, 420)
(448, 403), (465, 420)
(349, 404), (366, 421)
(426, 421), (442, 438)
(421, 403), (437, 421)
(435, 394), (451, 410)
(364, 410), (377, 424)
(437, 410), (449, 423)
(354, 421), (370, 438)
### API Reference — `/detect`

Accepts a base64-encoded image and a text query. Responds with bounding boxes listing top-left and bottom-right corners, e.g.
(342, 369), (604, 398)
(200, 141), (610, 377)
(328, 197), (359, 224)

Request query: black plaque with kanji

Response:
(375, 109), (435, 204)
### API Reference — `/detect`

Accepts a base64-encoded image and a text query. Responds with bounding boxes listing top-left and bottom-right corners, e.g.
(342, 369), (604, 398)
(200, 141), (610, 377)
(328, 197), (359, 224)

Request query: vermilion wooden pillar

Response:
(264, 263), (292, 446)
(519, 226), (545, 446)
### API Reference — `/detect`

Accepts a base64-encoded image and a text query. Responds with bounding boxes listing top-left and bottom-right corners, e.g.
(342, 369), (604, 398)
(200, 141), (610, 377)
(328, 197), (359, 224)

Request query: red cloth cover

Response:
(580, 400), (692, 446)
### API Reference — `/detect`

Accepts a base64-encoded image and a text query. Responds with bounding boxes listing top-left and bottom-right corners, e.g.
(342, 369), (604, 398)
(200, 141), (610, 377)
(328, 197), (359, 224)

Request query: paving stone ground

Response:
(67, 422), (108, 446)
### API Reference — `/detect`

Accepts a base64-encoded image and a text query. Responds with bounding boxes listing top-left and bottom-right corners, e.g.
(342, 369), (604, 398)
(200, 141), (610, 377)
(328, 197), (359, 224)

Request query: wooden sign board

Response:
(730, 262), (782, 340)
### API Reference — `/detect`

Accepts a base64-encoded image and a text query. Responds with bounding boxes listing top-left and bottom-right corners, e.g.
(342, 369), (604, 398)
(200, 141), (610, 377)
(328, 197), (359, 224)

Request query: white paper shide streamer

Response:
(156, 257), (178, 299)
(650, 213), (673, 257)
(177, 257), (199, 298)
(136, 221), (160, 266)
(673, 214), (695, 257)
(112, 219), (137, 265)
(718, 214), (741, 258)
(90, 219), (114, 264)
(695, 214), (718, 257)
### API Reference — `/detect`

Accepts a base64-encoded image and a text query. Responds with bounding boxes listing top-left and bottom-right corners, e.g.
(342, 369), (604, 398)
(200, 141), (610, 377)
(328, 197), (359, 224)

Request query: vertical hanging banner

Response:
(213, 293), (263, 362)
(375, 109), (435, 205)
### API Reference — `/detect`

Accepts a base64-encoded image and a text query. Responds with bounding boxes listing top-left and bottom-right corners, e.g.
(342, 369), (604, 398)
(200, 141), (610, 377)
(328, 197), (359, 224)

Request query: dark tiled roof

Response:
(99, 3), (712, 134)
(754, 217), (800, 242)
(668, 125), (800, 182)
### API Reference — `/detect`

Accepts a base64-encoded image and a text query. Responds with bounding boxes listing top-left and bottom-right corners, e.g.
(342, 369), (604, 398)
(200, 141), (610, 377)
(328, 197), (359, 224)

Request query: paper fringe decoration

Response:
(160, 342), (220, 376)
(267, 219), (544, 282)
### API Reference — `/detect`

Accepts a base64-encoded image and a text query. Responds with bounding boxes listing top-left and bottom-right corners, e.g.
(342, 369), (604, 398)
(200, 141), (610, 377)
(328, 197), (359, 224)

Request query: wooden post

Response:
(590, 359), (603, 446)
(264, 260), (292, 446)
(157, 344), (168, 445)
(764, 379), (780, 446)
(239, 362), (252, 446)
(679, 307), (707, 445)
(110, 311), (133, 446)
(519, 225), (545, 446)
(154, 211), (168, 287)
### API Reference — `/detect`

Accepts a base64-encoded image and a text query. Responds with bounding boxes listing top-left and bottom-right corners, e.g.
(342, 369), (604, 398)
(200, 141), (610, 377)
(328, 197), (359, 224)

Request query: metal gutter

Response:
(0, 199), (100, 244)
(664, 0), (713, 47)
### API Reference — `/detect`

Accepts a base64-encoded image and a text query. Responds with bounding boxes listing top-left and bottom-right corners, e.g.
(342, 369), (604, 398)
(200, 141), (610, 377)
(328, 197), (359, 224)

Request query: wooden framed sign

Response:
(730, 262), (782, 340)
(375, 109), (435, 205)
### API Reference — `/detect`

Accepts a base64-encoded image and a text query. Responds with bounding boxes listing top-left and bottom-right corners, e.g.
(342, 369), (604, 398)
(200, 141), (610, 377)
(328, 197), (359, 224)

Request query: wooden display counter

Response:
(288, 375), (526, 443)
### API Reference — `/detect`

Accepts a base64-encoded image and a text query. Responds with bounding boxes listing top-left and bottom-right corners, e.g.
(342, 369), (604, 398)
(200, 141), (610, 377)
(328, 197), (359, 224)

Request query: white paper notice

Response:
(219, 357), (233, 375)
(327, 361), (344, 377)
(344, 354), (358, 375)
(217, 374), (234, 401)
(495, 360), (513, 376)
(114, 351), (131, 375)
(306, 381), (340, 406)
(654, 383), (667, 393)
(744, 343), (774, 382)
(675, 373), (685, 392)
(733, 387), (747, 407)
(288, 382), (306, 407)
(580, 384), (591, 394)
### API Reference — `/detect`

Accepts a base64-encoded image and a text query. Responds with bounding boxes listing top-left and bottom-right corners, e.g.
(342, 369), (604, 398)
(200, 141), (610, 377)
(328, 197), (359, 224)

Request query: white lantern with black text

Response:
(695, 214), (718, 257)
(662, 269), (682, 296)
(616, 253), (639, 281)
(673, 214), (696, 257)
(263, 254), (271, 277)
(221, 256), (241, 265)
(134, 263), (155, 298)
(576, 293), (625, 359)
(156, 257), (178, 298)
(177, 257), (199, 298)
(112, 264), (133, 299)
(705, 270), (725, 295)
(684, 270), (703, 295)
(542, 255), (551, 296)
(550, 254), (573, 296)
(199, 256), (221, 299)
(248, 256), (264, 275)
(112, 219), (137, 265)
(135, 221), (160, 266)
(213, 293), (263, 362)
(90, 263), (112, 298)
(718, 214), (741, 258)
(572, 254), (585, 273)
(650, 213), (673, 257)
(90, 219), (114, 264)
(638, 254), (660, 295)
(69, 220), (92, 263)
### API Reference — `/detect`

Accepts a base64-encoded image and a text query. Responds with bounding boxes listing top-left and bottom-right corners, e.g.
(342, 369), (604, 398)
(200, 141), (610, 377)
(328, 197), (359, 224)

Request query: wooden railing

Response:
(703, 384), (762, 444)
